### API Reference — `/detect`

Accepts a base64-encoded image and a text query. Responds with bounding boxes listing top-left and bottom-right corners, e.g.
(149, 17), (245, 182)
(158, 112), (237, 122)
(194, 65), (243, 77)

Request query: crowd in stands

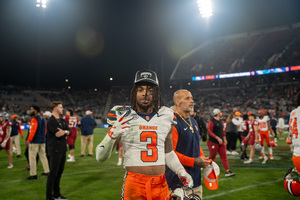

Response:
(1, 79), (298, 127)
(171, 23), (300, 80)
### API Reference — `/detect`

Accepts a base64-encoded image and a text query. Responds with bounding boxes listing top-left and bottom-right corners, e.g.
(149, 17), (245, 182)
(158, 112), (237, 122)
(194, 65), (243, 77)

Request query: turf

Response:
(0, 129), (297, 199)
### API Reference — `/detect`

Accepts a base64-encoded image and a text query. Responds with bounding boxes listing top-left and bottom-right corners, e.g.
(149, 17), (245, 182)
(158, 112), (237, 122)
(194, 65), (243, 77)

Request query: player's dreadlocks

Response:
(130, 82), (161, 113)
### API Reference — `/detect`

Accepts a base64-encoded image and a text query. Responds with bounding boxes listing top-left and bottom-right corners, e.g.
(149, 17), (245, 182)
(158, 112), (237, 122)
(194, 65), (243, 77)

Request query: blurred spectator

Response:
(26, 105), (49, 180)
(225, 114), (239, 155)
(10, 114), (23, 158)
(277, 115), (285, 140)
(80, 110), (97, 157)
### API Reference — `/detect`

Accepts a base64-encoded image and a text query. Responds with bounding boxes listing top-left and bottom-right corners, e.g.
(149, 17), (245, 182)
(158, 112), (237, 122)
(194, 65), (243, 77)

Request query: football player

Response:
(257, 110), (274, 160)
(0, 113), (13, 168)
(64, 109), (79, 162)
(244, 114), (269, 164)
(289, 92), (300, 174)
(96, 69), (193, 200)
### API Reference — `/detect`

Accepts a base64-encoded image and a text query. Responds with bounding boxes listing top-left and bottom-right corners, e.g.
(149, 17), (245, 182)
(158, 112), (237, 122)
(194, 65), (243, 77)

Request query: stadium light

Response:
(36, 0), (48, 8)
(109, 77), (113, 81)
(197, 0), (213, 18)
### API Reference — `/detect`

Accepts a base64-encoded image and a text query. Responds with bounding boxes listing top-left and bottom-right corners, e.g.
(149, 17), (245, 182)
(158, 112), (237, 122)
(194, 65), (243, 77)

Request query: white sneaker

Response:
(226, 151), (231, 155)
(259, 156), (263, 159)
(67, 156), (75, 162)
(7, 164), (13, 169)
(117, 160), (122, 166)
(262, 157), (269, 164)
(67, 158), (75, 162)
(231, 151), (239, 155)
(270, 155), (274, 160)
(244, 159), (253, 164)
(68, 154), (71, 158)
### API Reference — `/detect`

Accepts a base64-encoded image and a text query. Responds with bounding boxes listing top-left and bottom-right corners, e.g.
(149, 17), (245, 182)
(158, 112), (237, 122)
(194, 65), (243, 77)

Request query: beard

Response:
(30, 112), (35, 117)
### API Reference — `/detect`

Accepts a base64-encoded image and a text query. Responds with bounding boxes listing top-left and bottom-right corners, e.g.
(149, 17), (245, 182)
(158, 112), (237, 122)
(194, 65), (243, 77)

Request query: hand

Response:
(216, 137), (223, 144)
(1, 139), (8, 148)
(177, 168), (194, 188)
(194, 156), (211, 168)
(56, 128), (65, 137)
(108, 112), (133, 139)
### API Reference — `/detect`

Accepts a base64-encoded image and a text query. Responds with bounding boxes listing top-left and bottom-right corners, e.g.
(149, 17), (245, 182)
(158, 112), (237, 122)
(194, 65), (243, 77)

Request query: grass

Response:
(0, 128), (297, 199)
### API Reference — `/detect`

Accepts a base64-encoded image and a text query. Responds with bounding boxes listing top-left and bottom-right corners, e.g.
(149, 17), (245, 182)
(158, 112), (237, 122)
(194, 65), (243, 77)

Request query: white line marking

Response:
(203, 179), (282, 199)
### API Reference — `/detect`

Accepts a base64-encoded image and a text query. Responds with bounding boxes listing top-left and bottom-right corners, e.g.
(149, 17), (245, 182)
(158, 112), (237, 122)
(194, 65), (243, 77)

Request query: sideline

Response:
(0, 166), (121, 184)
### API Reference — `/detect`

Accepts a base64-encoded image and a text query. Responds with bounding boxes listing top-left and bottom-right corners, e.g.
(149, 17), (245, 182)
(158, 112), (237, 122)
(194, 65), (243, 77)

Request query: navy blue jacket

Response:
(80, 115), (97, 136)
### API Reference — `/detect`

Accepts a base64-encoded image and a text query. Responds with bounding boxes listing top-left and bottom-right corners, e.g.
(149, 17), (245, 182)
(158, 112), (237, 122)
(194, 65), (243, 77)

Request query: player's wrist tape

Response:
(96, 134), (115, 163)
(165, 150), (184, 175)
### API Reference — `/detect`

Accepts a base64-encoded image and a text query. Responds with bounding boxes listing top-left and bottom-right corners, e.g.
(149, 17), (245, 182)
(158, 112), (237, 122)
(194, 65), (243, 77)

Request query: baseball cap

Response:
(212, 108), (221, 116)
(235, 111), (241, 116)
(247, 111), (252, 115)
(86, 110), (93, 115)
(43, 111), (52, 117)
(11, 115), (17, 118)
(134, 69), (159, 86)
(204, 161), (220, 190)
(258, 110), (264, 114)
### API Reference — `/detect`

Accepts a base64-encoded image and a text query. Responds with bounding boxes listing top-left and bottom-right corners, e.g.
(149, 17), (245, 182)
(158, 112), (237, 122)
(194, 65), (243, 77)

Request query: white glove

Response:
(177, 168), (194, 188)
(170, 188), (184, 199)
(107, 111), (133, 139)
(1, 138), (8, 148)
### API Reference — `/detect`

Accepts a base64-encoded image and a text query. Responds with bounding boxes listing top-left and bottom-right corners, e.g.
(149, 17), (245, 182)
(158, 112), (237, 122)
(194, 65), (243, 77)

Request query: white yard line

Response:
(203, 179), (282, 199)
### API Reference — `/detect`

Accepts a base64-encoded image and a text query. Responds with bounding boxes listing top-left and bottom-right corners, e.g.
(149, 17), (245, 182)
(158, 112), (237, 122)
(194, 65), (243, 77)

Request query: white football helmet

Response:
(254, 143), (262, 152)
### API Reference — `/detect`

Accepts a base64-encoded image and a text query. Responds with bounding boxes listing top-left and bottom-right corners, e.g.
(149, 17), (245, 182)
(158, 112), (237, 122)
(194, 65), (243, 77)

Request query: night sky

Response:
(1, 0), (300, 90)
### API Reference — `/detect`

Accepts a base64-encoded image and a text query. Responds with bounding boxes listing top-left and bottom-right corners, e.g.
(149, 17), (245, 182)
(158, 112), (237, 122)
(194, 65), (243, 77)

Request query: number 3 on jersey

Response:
(289, 117), (298, 139)
(140, 131), (158, 162)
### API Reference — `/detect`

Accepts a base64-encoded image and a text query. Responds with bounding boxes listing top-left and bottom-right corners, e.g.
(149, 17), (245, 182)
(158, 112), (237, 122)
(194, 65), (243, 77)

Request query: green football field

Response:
(0, 128), (298, 200)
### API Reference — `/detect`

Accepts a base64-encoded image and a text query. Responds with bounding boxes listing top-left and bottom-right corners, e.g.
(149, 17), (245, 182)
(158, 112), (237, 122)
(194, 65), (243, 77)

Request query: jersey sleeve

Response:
(27, 118), (38, 142)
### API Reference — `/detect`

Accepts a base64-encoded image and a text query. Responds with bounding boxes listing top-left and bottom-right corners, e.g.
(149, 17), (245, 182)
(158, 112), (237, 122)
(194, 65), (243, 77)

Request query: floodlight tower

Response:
(35, 0), (48, 88)
(197, 0), (213, 18)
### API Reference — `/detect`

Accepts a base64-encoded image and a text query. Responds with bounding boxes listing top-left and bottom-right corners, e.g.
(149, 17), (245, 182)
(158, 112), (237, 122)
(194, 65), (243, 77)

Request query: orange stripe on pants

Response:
(293, 155), (300, 174)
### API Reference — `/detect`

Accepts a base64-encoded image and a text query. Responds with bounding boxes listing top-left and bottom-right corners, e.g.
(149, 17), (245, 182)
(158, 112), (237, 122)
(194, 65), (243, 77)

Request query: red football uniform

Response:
(0, 121), (12, 150)
(64, 115), (79, 146)
(248, 120), (259, 145)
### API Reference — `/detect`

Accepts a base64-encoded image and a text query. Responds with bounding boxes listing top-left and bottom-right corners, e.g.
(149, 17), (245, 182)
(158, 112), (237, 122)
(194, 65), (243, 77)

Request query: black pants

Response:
(46, 152), (66, 199)
(272, 127), (277, 138)
(226, 132), (238, 151)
